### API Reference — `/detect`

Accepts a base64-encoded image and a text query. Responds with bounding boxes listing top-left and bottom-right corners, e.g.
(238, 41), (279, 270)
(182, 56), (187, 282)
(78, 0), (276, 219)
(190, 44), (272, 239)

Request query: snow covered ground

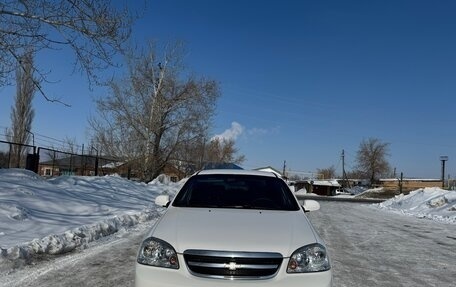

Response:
(0, 169), (455, 275)
(297, 185), (456, 224)
(0, 169), (182, 272)
(376, 187), (456, 224)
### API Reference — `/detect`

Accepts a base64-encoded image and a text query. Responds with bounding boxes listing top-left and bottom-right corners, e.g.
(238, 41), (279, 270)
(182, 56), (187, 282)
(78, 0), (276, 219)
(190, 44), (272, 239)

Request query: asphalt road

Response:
(1, 202), (455, 287)
(307, 201), (456, 287)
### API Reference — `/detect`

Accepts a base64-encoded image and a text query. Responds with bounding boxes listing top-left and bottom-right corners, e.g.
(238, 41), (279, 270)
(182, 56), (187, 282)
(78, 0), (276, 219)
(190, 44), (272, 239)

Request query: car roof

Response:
(196, 169), (279, 178)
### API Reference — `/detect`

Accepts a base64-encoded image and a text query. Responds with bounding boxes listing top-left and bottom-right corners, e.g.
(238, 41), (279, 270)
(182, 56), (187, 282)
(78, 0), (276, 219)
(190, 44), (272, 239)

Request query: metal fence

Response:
(0, 140), (36, 169)
(0, 140), (122, 177)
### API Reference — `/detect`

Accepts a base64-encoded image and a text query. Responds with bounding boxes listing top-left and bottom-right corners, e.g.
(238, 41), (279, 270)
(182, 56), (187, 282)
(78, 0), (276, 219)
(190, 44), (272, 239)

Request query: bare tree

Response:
(61, 136), (80, 154)
(89, 43), (220, 181)
(171, 136), (245, 175)
(356, 138), (391, 185)
(204, 138), (245, 166)
(171, 135), (207, 174)
(345, 169), (366, 180)
(317, 166), (336, 179)
(0, 0), (134, 102)
(7, 50), (36, 167)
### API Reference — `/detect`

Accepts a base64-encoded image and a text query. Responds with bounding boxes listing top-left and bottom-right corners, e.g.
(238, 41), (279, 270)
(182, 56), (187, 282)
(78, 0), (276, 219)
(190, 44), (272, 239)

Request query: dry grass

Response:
(355, 189), (399, 199)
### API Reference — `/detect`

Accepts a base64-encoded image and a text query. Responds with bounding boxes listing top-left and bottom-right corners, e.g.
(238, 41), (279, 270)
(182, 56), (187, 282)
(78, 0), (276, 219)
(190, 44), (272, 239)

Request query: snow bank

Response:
(0, 169), (182, 271)
(375, 187), (456, 224)
(0, 209), (160, 271)
(345, 186), (367, 195)
(355, 187), (384, 196)
(294, 188), (308, 195)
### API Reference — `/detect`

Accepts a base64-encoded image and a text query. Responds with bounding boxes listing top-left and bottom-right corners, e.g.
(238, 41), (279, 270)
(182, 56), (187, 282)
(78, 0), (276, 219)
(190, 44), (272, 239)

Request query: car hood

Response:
(149, 207), (318, 257)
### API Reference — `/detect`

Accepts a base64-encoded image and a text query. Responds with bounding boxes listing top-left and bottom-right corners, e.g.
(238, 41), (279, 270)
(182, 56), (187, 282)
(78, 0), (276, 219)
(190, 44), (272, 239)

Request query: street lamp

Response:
(440, 156), (448, 188)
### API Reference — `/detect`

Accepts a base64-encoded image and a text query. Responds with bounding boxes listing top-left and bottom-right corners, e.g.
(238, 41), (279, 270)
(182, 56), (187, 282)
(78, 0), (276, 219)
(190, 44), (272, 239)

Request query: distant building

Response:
(293, 180), (341, 196)
(39, 155), (100, 177)
(162, 164), (187, 182)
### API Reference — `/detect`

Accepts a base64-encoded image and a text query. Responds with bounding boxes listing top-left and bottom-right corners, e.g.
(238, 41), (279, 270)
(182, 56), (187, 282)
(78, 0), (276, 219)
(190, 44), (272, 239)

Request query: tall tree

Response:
(317, 166), (336, 179)
(0, 0), (134, 102)
(89, 43), (220, 181)
(204, 138), (245, 166)
(61, 136), (80, 154)
(8, 50), (36, 167)
(171, 135), (207, 174)
(356, 138), (391, 185)
(345, 169), (366, 180)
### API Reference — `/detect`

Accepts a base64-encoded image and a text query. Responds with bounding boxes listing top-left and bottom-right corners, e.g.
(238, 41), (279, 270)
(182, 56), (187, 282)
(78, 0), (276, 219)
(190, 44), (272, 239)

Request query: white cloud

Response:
(212, 122), (244, 142)
(212, 123), (279, 143)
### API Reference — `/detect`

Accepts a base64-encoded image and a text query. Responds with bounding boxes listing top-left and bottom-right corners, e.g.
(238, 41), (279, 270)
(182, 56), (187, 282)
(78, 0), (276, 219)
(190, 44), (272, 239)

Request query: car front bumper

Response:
(135, 259), (332, 287)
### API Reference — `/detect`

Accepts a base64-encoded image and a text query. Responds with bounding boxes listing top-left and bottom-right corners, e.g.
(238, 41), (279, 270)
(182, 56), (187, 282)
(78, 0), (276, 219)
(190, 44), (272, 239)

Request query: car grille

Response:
(183, 249), (283, 280)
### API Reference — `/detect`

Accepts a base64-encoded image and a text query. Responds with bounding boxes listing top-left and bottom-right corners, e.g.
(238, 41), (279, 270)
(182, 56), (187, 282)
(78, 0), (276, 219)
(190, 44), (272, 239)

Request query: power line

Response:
(0, 128), (85, 152)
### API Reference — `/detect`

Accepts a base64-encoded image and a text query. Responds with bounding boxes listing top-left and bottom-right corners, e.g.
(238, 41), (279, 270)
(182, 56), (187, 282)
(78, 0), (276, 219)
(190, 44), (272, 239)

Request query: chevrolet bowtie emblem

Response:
(225, 262), (242, 271)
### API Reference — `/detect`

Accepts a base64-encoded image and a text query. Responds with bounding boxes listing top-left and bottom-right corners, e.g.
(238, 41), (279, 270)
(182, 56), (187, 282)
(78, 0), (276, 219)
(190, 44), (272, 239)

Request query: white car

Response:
(135, 169), (332, 287)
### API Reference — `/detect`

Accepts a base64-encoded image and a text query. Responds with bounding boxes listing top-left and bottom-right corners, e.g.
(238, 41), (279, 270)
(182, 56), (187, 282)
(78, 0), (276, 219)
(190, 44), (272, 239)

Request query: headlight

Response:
(287, 243), (330, 273)
(137, 237), (179, 269)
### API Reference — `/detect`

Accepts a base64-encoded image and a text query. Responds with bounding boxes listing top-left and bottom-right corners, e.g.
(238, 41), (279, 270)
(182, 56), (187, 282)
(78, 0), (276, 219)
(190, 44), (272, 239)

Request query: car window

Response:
(173, 174), (300, 211)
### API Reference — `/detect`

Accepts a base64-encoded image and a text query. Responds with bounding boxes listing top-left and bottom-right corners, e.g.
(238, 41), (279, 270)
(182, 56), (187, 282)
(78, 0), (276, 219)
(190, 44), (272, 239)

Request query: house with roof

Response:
(38, 155), (121, 177)
(39, 156), (86, 177)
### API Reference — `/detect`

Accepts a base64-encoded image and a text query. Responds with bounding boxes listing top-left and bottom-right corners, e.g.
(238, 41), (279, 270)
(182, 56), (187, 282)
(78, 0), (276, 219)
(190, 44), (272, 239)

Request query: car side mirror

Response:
(302, 199), (320, 212)
(155, 195), (170, 207)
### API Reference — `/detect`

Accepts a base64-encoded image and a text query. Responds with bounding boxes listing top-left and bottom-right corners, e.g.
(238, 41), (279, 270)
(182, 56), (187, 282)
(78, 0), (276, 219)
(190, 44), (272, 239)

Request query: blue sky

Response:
(1, 0), (456, 178)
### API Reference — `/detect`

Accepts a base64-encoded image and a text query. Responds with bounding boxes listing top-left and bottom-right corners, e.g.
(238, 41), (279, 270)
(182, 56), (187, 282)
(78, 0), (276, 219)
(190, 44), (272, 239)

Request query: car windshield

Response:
(173, 174), (300, 211)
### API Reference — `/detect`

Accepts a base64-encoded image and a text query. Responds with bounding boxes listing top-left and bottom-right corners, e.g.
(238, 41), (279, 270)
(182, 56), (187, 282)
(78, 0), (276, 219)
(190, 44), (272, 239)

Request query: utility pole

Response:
(342, 150), (345, 178)
(440, 156), (448, 188)
(341, 150), (348, 188)
(282, 160), (286, 178)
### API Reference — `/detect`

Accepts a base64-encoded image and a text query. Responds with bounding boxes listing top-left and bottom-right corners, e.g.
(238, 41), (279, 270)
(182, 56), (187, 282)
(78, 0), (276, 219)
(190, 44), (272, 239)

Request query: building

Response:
(293, 180), (341, 196)
(39, 155), (97, 176)
(38, 154), (126, 177)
